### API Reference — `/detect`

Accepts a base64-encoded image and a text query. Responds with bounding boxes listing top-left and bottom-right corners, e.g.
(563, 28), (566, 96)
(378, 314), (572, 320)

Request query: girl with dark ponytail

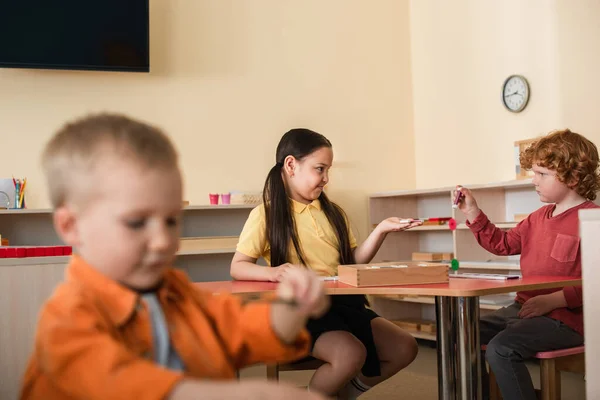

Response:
(231, 128), (421, 398)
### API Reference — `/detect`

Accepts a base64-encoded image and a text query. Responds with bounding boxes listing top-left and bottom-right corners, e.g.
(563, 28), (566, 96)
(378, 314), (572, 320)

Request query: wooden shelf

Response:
(184, 204), (256, 211)
(0, 208), (53, 214)
(177, 236), (239, 255)
(370, 178), (533, 198)
(0, 204), (257, 215)
(0, 237), (240, 265)
(369, 178), (542, 263)
(0, 256), (70, 266)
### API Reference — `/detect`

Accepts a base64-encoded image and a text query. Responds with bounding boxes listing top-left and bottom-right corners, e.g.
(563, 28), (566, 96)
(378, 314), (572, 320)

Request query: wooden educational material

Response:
(337, 261), (448, 287)
(422, 218), (451, 226)
(514, 213), (529, 222)
(412, 252), (453, 261)
(392, 319), (421, 331)
(419, 320), (437, 333)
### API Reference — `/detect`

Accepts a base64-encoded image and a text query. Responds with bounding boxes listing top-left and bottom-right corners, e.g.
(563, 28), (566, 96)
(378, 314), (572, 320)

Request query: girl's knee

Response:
(341, 337), (367, 369)
(315, 332), (366, 372)
(391, 333), (419, 370)
(407, 335), (419, 360)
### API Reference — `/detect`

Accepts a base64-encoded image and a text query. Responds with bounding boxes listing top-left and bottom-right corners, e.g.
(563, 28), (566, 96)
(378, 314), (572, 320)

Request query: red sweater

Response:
(467, 201), (598, 336)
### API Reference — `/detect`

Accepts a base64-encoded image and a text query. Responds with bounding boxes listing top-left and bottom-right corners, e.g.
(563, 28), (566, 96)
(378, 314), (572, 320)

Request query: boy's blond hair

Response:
(520, 129), (600, 200)
(42, 113), (179, 208)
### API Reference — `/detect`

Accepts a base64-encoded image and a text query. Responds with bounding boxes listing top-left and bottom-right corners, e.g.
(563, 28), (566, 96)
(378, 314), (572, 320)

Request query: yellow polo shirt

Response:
(236, 199), (357, 277)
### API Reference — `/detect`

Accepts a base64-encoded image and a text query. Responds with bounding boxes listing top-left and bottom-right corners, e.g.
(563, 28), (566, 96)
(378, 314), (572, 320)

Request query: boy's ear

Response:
(565, 175), (579, 189)
(53, 206), (81, 247)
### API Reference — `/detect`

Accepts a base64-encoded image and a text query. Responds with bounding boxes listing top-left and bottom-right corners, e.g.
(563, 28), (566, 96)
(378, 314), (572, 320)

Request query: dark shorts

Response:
(305, 295), (381, 377)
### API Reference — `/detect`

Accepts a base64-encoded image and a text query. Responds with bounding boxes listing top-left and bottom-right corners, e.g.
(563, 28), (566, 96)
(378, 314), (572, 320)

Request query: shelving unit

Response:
(368, 179), (544, 341)
(0, 204), (254, 280)
(0, 204), (257, 398)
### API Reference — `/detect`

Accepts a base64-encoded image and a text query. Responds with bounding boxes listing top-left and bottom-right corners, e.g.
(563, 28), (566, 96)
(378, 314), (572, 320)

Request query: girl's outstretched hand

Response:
(376, 217), (423, 234)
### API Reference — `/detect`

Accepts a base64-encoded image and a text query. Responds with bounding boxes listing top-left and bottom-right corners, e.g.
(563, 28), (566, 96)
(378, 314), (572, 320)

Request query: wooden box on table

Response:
(338, 261), (449, 287)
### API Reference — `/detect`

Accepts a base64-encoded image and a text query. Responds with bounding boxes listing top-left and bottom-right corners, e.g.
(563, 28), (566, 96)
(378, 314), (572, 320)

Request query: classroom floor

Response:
(240, 343), (586, 399)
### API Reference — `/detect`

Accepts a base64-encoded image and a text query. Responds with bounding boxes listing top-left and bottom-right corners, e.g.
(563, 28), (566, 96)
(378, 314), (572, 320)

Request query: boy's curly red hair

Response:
(520, 129), (600, 200)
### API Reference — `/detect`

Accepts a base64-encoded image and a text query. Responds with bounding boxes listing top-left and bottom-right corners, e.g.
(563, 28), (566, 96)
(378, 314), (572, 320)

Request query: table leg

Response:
(455, 296), (482, 400)
(435, 296), (457, 400)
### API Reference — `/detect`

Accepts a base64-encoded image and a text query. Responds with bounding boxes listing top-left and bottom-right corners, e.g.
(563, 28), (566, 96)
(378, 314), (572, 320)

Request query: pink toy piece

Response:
(449, 218), (457, 231)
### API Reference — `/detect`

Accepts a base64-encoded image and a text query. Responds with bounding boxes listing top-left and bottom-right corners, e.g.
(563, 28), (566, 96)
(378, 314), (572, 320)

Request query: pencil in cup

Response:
(14, 179), (20, 209)
(18, 178), (27, 208)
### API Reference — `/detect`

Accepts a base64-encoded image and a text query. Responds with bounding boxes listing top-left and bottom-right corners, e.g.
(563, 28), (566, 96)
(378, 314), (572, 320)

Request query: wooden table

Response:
(196, 276), (581, 400)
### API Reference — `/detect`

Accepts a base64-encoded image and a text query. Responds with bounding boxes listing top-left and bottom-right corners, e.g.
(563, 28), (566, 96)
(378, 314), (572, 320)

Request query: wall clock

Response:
(502, 75), (530, 113)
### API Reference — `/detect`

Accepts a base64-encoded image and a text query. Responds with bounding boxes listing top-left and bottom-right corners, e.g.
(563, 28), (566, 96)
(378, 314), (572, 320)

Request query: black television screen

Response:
(0, 1), (149, 72)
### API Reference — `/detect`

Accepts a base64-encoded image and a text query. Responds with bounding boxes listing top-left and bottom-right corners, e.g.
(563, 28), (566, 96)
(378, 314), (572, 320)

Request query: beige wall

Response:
(7, 1), (597, 235)
(555, 2), (600, 137)
(0, 0), (415, 238)
(410, 0), (600, 189)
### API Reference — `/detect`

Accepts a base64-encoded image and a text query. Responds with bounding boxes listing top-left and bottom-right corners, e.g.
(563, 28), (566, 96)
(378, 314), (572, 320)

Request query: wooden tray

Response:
(338, 261), (449, 287)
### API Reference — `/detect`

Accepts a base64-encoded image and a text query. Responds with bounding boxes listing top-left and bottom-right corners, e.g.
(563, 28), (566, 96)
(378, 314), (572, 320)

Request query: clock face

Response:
(502, 75), (529, 112)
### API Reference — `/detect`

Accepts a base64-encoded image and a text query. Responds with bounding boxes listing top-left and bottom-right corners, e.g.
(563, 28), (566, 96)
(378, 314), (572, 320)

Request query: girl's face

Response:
(283, 146), (333, 204)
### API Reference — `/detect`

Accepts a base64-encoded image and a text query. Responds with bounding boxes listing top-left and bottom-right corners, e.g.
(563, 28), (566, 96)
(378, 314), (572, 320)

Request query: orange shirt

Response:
(20, 255), (310, 400)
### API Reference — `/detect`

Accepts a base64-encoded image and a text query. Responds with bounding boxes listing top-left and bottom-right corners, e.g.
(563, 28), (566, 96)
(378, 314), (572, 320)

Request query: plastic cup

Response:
(221, 193), (231, 205)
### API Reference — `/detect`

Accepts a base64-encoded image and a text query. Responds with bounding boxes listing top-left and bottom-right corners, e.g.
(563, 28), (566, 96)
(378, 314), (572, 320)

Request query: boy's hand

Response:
(454, 186), (481, 223)
(518, 294), (559, 319)
(376, 217), (423, 234)
(277, 267), (329, 319)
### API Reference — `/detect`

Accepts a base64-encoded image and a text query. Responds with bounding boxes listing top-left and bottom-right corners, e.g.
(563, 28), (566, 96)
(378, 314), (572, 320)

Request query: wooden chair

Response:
(487, 345), (585, 400)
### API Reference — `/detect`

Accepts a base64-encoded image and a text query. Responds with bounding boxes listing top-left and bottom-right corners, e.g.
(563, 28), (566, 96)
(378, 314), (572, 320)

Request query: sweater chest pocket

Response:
(550, 234), (580, 263)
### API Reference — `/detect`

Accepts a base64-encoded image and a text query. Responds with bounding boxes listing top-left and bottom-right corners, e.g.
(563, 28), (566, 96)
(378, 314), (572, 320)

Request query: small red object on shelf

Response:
(449, 218), (457, 231)
(0, 245), (73, 259)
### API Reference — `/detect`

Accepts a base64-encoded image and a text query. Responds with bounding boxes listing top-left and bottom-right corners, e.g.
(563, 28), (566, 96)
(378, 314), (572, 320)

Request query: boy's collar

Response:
(291, 198), (321, 213)
(66, 255), (181, 327)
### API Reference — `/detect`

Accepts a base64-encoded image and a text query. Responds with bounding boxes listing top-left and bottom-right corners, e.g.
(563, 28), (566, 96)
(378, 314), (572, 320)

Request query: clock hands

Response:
(504, 91), (522, 99)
